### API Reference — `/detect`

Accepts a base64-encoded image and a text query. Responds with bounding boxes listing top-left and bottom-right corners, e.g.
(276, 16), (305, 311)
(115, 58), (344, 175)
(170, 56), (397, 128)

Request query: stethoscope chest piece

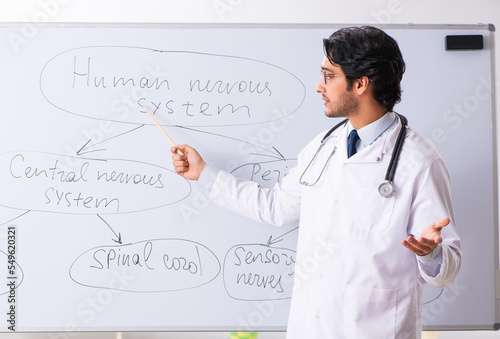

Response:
(378, 180), (394, 198)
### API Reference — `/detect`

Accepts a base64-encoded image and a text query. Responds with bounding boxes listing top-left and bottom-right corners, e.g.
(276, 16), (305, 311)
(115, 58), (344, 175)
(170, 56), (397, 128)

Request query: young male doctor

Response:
(171, 26), (461, 339)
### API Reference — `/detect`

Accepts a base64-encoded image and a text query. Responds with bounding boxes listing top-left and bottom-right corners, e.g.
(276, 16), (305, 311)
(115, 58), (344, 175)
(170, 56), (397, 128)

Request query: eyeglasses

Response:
(320, 72), (343, 85)
(320, 73), (373, 85)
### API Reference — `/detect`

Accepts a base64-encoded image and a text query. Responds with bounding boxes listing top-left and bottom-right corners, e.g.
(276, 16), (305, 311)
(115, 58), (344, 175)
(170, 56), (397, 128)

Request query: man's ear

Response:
(355, 76), (371, 95)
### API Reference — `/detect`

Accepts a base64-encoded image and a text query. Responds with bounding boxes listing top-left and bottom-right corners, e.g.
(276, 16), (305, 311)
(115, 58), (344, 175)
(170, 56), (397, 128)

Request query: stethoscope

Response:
(299, 113), (408, 198)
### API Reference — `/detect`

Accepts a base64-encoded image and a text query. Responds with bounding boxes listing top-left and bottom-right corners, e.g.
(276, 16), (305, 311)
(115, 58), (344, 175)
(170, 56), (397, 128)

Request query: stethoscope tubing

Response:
(385, 114), (407, 183)
(301, 113), (408, 198)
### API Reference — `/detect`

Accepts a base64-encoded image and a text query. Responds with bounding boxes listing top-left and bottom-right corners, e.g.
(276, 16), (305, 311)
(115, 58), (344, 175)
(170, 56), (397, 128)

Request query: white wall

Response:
(0, 0), (499, 338)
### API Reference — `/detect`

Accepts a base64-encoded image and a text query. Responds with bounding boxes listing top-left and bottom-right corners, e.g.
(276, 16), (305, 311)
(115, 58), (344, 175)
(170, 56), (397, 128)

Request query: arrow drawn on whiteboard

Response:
(0, 210), (30, 227)
(267, 226), (299, 246)
(76, 124), (145, 156)
(97, 214), (122, 244)
(175, 125), (286, 159)
(250, 146), (288, 161)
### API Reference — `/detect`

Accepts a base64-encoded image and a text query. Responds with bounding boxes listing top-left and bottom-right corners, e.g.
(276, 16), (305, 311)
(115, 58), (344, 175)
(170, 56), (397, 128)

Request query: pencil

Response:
(142, 105), (184, 155)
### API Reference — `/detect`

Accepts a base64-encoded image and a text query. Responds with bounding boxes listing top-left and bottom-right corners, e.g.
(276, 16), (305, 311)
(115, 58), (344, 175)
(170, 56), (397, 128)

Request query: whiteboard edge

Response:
(0, 22), (495, 31)
(491, 26), (500, 326)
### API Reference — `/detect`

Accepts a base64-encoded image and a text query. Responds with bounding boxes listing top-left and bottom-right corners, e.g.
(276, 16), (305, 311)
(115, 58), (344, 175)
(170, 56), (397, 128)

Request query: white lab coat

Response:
(202, 116), (462, 339)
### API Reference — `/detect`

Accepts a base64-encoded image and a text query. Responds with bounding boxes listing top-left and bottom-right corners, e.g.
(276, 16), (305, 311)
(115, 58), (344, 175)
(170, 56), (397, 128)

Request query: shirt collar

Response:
(347, 112), (398, 150)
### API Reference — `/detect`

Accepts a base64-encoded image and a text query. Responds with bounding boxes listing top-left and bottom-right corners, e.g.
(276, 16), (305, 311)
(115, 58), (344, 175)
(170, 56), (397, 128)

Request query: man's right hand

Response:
(171, 145), (206, 181)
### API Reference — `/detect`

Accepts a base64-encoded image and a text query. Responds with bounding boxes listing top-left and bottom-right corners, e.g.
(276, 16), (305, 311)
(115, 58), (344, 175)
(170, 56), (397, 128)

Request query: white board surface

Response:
(0, 23), (496, 332)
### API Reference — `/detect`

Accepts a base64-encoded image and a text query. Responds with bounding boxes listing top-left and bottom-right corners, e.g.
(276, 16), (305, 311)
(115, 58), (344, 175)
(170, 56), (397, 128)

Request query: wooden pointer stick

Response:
(142, 105), (184, 155)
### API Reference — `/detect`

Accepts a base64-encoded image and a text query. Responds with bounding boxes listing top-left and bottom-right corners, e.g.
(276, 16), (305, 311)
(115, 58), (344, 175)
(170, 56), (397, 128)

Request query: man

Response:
(171, 26), (461, 338)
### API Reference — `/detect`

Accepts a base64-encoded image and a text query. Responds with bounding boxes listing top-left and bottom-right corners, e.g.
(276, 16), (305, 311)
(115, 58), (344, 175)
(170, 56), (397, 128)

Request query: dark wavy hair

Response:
(323, 26), (405, 112)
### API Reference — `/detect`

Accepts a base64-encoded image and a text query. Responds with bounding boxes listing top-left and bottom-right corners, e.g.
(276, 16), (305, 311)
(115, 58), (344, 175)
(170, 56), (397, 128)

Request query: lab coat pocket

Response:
(353, 187), (395, 233)
(343, 284), (398, 339)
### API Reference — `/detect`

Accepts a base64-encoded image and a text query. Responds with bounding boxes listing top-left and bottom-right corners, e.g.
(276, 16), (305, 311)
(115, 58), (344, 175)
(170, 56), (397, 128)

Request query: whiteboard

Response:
(0, 23), (496, 332)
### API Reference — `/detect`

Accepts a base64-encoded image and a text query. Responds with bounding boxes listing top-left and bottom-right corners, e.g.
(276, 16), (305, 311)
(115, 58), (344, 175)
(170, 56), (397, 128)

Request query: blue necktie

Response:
(348, 129), (359, 158)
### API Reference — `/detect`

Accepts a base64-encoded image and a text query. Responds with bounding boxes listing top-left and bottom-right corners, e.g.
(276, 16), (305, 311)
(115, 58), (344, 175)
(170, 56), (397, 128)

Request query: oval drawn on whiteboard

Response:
(40, 46), (306, 127)
(69, 239), (221, 293)
(223, 244), (295, 301)
(0, 150), (191, 214)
